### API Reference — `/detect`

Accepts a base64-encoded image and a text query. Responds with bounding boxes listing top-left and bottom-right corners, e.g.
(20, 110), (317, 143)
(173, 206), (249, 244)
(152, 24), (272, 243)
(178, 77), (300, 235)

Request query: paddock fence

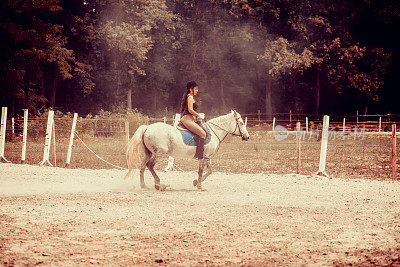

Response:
(0, 108), (399, 181)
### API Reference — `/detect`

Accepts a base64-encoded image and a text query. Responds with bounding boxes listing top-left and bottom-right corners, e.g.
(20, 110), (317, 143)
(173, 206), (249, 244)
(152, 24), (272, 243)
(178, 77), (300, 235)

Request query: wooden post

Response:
(125, 120), (129, 145)
(258, 110), (261, 122)
(305, 117), (309, 133)
(11, 117), (15, 140)
(392, 124), (397, 179)
(39, 110), (54, 166)
(0, 107), (10, 163)
(174, 113), (181, 127)
(342, 118), (346, 140)
(296, 121), (301, 174)
(379, 117), (382, 133)
(52, 121), (57, 167)
(272, 117), (276, 132)
(356, 110), (359, 126)
(165, 113), (181, 171)
(66, 113), (78, 167)
(289, 110), (292, 128)
(21, 109), (28, 164)
(163, 116), (166, 124)
(244, 117), (247, 127)
(316, 115), (330, 176)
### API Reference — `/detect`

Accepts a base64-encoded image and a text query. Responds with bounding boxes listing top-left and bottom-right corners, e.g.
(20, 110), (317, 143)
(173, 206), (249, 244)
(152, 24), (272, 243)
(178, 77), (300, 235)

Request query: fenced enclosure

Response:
(1, 108), (399, 180)
(244, 110), (400, 132)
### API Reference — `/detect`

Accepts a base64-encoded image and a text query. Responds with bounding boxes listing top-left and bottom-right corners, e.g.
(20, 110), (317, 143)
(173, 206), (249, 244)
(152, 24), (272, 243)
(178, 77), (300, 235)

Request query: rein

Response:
(206, 116), (242, 144)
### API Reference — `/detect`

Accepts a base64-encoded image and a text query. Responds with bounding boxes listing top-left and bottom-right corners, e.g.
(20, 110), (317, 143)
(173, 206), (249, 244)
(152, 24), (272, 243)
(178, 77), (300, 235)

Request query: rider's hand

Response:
(198, 113), (205, 120)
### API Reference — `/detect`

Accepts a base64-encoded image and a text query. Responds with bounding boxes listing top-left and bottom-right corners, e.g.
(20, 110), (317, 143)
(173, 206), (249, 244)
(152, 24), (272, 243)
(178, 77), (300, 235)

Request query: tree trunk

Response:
(191, 28), (195, 70)
(153, 90), (157, 114)
(315, 67), (320, 115)
(49, 66), (58, 108)
(364, 105), (368, 122)
(127, 89), (132, 111)
(23, 68), (30, 109)
(216, 40), (226, 112)
(219, 78), (226, 112)
(265, 74), (272, 120)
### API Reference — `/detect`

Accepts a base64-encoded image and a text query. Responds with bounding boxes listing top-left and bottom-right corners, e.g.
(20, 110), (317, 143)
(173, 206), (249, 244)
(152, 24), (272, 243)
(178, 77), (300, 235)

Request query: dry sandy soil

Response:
(1, 163), (400, 266)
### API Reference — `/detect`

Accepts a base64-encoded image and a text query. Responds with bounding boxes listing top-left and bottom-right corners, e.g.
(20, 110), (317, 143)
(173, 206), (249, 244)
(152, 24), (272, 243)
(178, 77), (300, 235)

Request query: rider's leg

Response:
(193, 135), (205, 159)
(181, 115), (206, 138)
(181, 115), (206, 159)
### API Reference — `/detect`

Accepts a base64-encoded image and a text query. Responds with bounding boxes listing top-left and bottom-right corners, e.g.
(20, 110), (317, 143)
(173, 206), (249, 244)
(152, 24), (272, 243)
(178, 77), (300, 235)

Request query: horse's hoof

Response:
(155, 184), (169, 191)
(197, 186), (206, 191)
(193, 180), (198, 187)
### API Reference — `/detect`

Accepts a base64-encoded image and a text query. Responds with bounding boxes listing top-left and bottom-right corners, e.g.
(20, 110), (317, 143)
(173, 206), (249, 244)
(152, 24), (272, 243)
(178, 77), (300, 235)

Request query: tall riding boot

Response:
(194, 136), (205, 159)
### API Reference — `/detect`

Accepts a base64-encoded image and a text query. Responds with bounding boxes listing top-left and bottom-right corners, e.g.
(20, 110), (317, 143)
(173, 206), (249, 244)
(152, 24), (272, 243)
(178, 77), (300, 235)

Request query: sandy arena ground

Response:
(0, 163), (399, 266)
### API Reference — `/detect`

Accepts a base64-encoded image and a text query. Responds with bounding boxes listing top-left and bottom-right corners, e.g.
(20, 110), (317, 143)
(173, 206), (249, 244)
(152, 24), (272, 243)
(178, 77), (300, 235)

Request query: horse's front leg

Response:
(194, 159), (210, 190)
(200, 158), (212, 182)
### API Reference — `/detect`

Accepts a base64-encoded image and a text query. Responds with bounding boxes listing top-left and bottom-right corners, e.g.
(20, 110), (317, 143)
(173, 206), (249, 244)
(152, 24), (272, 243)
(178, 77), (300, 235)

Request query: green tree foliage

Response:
(0, 0), (75, 114)
(0, 0), (397, 117)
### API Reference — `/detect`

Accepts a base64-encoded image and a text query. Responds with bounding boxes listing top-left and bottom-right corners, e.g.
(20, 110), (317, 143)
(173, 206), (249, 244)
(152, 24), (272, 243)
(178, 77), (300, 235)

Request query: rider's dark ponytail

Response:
(180, 81), (198, 113)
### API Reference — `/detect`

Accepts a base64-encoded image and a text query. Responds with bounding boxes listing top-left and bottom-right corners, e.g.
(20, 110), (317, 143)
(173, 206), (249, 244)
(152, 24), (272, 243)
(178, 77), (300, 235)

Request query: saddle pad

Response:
(178, 125), (212, 146)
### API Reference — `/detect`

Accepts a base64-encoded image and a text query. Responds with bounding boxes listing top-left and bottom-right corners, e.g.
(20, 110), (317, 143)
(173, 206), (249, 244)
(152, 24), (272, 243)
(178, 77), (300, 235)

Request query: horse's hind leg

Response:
(146, 156), (168, 191)
(140, 150), (152, 189)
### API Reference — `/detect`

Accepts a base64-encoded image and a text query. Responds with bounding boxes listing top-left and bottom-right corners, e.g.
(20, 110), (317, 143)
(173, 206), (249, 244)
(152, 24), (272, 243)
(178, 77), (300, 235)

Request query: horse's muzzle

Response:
(242, 135), (249, 141)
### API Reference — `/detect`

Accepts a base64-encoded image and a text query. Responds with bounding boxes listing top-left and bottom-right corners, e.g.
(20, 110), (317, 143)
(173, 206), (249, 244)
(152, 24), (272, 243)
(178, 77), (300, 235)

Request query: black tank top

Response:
(182, 97), (198, 116)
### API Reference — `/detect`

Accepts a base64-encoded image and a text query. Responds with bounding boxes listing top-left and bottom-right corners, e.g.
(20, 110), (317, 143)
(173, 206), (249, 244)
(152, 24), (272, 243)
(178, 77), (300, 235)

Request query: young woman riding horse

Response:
(180, 81), (206, 159)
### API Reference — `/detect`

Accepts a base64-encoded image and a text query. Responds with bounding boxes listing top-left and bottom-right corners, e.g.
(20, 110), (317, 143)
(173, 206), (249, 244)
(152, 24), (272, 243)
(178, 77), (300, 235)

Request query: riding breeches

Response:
(181, 115), (206, 139)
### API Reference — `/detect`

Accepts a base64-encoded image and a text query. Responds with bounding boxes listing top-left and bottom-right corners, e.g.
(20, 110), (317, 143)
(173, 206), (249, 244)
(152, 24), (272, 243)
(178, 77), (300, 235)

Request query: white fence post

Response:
(39, 110), (54, 166)
(342, 118), (346, 140)
(21, 109), (28, 163)
(244, 117), (247, 127)
(11, 117), (15, 136)
(296, 121), (301, 174)
(165, 113), (181, 171)
(316, 115), (330, 176)
(392, 124), (397, 179)
(379, 117), (382, 133)
(52, 121), (57, 166)
(305, 117), (309, 133)
(272, 117), (276, 132)
(174, 114), (181, 126)
(0, 107), (10, 162)
(66, 113), (78, 167)
(125, 120), (129, 145)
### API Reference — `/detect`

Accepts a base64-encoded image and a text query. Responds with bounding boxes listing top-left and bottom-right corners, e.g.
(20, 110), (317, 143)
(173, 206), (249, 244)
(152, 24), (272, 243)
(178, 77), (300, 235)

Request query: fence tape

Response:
(74, 131), (126, 170)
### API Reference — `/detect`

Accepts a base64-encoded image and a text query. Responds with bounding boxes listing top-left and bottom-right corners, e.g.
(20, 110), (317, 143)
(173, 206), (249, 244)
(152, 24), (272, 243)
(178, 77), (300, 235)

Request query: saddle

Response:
(176, 122), (211, 146)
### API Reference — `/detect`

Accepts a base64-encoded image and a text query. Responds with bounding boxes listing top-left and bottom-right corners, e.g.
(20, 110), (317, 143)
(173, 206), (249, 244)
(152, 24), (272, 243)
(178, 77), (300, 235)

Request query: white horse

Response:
(125, 110), (250, 190)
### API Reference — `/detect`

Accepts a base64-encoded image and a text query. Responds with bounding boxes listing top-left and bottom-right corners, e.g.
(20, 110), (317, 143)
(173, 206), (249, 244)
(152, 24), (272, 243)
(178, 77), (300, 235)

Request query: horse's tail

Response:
(125, 125), (148, 179)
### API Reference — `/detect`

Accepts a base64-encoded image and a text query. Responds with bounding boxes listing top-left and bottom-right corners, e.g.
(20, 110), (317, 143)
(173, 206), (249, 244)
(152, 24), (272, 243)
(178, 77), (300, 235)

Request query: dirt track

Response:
(1, 163), (399, 266)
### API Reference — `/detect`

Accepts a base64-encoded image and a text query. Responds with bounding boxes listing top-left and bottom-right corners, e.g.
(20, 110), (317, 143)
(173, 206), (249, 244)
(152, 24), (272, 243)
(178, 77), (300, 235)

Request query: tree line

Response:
(0, 0), (398, 118)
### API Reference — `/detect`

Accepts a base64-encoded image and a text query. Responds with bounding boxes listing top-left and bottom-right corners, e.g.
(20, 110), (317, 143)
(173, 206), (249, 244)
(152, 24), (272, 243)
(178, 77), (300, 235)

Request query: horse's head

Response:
(231, 110), (250, 141)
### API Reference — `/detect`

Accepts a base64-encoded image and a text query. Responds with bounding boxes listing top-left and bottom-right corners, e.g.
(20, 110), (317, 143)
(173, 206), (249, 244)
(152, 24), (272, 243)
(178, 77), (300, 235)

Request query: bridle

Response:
(206, 116), (244, 144)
